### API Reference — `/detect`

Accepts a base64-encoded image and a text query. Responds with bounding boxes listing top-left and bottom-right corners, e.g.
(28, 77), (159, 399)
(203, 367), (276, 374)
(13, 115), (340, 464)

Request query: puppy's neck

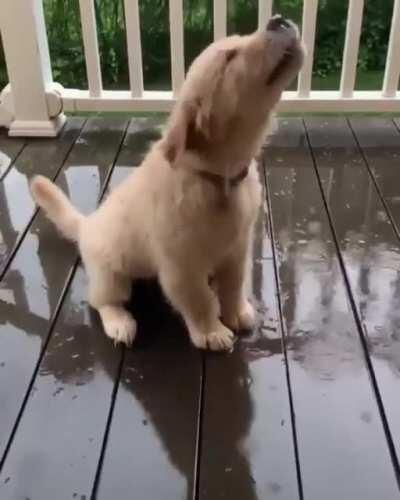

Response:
(195, 164), (249, 192)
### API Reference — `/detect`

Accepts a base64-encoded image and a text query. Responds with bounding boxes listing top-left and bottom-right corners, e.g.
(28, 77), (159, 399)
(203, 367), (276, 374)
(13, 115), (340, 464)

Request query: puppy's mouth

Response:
(265, 15), (300, 86)
(266, 47), (295, 85)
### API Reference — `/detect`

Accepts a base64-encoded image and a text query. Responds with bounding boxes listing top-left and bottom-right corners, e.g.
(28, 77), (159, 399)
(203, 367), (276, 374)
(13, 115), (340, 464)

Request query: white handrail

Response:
(383, 0), (400, 98)
(123, 0), (143, 98)
(340, 0), (364, 98)
(258, 0), (273, 31)
(298, 0), (319, 98)
(214, 0), (227, 40)
(169, 0), (185, 96)
(78, 0), (102, 97)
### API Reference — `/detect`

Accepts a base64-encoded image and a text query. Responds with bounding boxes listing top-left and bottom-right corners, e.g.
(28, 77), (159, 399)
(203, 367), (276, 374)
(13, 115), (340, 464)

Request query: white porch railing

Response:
(0, 0), (400, 137)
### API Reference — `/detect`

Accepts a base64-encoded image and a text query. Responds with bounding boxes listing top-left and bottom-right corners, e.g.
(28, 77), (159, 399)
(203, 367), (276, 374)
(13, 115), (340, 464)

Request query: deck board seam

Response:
(90, 348), (125, 500)
(0, 119), (87, 282)
(192, 353), (205, 500)
(263, 159), (304, 500)
(303, 117), (400, 488)
(0, 118), (129, 474)
(347, 118), (400, 244)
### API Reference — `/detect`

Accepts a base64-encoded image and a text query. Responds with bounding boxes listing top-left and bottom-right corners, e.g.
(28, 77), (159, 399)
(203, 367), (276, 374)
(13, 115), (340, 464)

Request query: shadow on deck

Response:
(0, 116), (400, 500)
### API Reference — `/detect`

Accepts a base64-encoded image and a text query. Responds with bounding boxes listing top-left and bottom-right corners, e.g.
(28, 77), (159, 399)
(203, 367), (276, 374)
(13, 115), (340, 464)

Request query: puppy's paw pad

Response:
(207, 325), (235, 352)
(104, 313), (137, 346)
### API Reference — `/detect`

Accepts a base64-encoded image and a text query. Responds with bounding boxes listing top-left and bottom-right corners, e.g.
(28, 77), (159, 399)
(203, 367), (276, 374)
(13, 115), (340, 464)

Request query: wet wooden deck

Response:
(1, 116), (400, 500)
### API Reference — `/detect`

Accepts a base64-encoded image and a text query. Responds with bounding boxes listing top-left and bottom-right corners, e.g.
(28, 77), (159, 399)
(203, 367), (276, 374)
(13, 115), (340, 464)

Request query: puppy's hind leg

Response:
(86, 262), (136, 346)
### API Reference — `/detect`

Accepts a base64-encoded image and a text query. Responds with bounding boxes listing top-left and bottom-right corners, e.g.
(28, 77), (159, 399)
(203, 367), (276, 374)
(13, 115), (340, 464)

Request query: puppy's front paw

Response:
(207, 325), (235, 351)
(103, 309), (137, 346)
(189, 322), (235, 351)
(223, 300), (256, 332)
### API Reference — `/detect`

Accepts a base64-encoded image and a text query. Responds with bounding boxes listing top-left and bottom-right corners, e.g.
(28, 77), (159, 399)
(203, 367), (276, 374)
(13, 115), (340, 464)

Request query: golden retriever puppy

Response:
(30, 16), (304, 351)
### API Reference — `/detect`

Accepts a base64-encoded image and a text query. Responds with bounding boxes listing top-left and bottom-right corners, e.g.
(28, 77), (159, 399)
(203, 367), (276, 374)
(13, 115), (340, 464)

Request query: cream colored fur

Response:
(31, 18), (304, 351)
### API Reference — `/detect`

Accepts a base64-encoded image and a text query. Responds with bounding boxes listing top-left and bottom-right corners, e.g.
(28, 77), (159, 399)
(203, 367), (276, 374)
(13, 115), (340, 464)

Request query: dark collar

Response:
(195, 166), (249, 190)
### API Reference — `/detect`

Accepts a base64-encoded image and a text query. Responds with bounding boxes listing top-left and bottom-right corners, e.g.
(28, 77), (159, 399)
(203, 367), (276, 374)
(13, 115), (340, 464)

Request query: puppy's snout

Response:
(267, 15), (291, 32)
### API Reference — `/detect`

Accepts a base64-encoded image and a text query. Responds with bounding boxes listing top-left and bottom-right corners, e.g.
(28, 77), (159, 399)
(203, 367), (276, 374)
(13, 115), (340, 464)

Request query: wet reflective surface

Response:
(0, 118), (127, 498)
(97, 280), (201, 500)
(321, 117), (400, 458)
(350, 117), (400, 228)
(199, 258), (298, 500)
(0, 132), (25, 181)
(1, 117), (400, 499)
(265, 118), (399, 500)
(0, 119), (85, 276)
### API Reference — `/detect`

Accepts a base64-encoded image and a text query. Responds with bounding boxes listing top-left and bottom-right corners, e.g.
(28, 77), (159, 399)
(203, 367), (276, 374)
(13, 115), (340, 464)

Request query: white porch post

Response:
(0, 0), (66, 137)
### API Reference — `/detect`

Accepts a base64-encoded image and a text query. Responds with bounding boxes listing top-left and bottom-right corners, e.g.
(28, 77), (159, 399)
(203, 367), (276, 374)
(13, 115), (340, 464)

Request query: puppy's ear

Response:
(161, 101), (195, 166)
(194, 49), (237, 142)
(161, 48), (236, 164)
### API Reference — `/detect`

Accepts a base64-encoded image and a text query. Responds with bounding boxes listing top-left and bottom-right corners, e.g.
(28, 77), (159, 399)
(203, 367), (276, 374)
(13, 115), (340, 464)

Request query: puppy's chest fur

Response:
(158, 166), (262, 265)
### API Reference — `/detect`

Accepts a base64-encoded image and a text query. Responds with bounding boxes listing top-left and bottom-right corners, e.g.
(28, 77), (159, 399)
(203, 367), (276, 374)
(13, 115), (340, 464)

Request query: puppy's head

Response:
(162, 16), (305, 167)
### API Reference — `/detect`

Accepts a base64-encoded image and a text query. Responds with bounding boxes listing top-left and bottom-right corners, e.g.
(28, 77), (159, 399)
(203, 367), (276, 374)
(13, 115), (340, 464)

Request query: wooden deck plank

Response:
(0, 118), (85, 277)
(331, 116), (400, 462)
(96, 284), (202, 500)
(264, 118), (400, 500)
(198, 256), (299, 500)
(349, 117), (400, 234)
(0, 118), (128, 499)
(95, 118), (202, 500)
(0, 131), (26, 181)
(0, 118), (103, 461)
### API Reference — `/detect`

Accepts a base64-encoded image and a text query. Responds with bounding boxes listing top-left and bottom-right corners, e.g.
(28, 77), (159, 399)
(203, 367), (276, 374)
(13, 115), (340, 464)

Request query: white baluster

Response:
(214, 0), (227, 40)
(383, 0), (400, 98)
(124, 0), (144, 98)
(340, 0), (364, 98)
(298, 0), (318, 98)
(258, 0), (273, 30)
(79, 0), (103, 97)
(169, 0), (185, 96)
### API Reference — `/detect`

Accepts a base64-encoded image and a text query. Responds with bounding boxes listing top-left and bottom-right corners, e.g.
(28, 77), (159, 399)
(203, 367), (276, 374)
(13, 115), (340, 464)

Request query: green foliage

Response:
(0, 0), (395, 91)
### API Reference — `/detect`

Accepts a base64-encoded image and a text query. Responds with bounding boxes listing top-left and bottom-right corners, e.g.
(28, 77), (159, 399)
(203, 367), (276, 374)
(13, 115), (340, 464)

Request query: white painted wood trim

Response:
(8, 115), (67, 137)
(0, 0), (65, 136)
(123, 0), (144, 97)
(383, 0), (400, 98)
(340, 0), (364, 98)
(169, 0), (185, 97)
(258, 0), (273, 30)
(297, 0), (318, 98)
(214, 0), (227, 40)
(78, 0), (102, 97)
(279, 90), (400, 112)
(61, 88), (400, 113)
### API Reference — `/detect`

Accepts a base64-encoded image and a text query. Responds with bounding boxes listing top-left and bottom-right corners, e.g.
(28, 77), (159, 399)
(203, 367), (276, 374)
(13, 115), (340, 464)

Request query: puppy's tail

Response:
(30, 175), (84, 242)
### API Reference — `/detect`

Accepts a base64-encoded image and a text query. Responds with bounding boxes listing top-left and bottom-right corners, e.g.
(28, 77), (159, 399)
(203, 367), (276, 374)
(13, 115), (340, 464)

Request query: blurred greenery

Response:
(0, 0), (396, 92)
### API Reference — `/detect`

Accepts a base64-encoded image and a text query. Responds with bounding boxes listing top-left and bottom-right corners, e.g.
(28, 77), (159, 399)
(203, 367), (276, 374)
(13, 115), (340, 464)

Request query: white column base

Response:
(8, 113), (67, 137)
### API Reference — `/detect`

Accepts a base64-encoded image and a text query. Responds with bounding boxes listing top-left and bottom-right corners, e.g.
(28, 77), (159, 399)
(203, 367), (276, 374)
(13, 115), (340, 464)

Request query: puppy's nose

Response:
(267, 15), (291, 32)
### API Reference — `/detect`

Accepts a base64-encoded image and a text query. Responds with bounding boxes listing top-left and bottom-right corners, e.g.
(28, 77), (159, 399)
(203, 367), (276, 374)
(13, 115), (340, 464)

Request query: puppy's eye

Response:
(226, 49), (238, 63)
